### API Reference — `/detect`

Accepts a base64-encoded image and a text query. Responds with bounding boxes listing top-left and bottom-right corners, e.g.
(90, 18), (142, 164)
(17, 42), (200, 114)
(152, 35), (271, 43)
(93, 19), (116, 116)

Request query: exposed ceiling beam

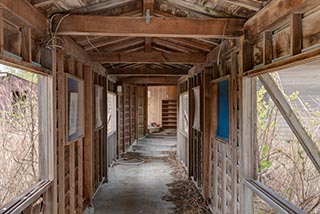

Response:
(107, 67), (188, 76)
(90, 52), (206, 63)
(143, 0), (154, 52)
(84, 36), (130, 51)
(120, 76), (179, 85)
(161, 38), (212, 52)
(0, 0), (48, 34)
(54, 15), (245, 38)
(244, 0), (319, 36)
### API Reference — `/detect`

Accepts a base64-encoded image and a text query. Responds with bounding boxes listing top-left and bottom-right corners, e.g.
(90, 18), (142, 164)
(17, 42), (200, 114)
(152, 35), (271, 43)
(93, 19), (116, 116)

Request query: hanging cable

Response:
(217, 18), (228, 67)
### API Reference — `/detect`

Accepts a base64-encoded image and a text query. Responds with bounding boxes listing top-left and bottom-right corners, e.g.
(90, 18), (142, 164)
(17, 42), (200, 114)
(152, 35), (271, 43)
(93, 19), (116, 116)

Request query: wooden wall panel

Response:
(147, 86), (177, 126)
(117, 84), (141, 155)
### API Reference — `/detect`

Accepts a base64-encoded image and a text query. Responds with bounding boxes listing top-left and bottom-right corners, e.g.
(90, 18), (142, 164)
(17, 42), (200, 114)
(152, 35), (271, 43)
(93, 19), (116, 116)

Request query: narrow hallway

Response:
(94, 136), (211, 214)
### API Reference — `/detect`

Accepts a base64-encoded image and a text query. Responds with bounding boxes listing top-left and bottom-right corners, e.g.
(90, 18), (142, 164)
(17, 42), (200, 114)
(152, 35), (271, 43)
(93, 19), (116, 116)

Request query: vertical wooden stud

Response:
(57, 50), (65, 214)
(21, 27), (32, 62)
(290, 13), (302, 56)
(263, 31), (273, 65)
(0, 9), (4, 55)
(202, 68), (212, 199)
(83, 65), (94, 207)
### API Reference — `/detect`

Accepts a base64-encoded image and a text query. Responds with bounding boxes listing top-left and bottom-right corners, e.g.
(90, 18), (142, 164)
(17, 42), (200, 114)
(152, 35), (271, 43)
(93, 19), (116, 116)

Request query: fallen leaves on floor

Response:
(162, 158), (212, 214)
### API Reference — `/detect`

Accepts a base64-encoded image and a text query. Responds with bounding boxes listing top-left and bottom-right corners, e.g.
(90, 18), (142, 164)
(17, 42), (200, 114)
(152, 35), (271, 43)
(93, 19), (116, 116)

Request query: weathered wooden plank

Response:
(54, 15), (245, 38)
(224, 0), (261, 11)
(21, 27), (32, 62)
(107, 67), (188, 76)
(202, 69), (211, 199)
(56, 49), (65, 214)
(83, 65), (94, 207)
(263, 31), (273, 65)
(120, 76), (178, 85)
(246, 45), (320, 76)
(259, 74), (320, 173)
(0, 0), (48, 33)
(244, 0), (318, 36)
(290, 13), (302, 55)
(0, 9), (4, 54)
(90, 52), (206, 63)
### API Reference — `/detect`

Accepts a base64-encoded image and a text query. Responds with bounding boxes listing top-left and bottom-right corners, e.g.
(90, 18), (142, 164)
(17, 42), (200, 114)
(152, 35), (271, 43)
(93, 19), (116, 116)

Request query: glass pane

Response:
(0, 65), (41, 207)
(256, 78), (320, 214)
(270, 61), (320, 152)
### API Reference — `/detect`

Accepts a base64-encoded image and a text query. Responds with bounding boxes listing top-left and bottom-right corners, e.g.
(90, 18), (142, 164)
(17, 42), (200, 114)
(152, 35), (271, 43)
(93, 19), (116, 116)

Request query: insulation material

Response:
(217, 80), (229, 141)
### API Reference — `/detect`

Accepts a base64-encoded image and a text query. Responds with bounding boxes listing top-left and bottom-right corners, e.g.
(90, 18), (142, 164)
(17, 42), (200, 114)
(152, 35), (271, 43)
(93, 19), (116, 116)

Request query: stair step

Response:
(132, 144), (176, 152)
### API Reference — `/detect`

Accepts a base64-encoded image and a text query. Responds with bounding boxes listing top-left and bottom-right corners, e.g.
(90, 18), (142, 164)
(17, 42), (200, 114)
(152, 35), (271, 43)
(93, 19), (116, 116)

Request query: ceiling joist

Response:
(107, 67), (188, 76)
(90, 52), (206, 63)
(53, 15), (245, 38)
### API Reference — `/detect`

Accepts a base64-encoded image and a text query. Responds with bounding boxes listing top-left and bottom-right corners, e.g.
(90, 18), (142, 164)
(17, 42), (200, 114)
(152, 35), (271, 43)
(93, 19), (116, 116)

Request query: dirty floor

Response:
(94, 158), (175, 214)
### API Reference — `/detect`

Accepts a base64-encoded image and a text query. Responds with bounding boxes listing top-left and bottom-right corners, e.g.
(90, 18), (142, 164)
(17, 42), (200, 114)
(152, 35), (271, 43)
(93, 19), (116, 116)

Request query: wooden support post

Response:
(290, 13), (302, 56)
(0, 9), (4, 55)
(68, 57), (76, 214)
(259, 74), (320, 173)
(122, 84), (125, 152)
(76, 62), (84, 211)
(263, 31), (273, 65)
(202, 68), (212, 199)
(240, 38), (253, 72)
(84, 65), (94, 207)
(144, 86), (148, 135)
(21, 27), (32, 62)
(57, 49), (65, 214)
(230, 52), (238, 214)
(240, 77), (256, 214)
(188, 77), (194, 177)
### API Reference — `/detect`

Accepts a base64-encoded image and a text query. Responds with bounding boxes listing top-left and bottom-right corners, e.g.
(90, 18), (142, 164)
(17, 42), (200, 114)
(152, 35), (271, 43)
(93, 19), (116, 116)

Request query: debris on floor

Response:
(163, 158), (212, 214)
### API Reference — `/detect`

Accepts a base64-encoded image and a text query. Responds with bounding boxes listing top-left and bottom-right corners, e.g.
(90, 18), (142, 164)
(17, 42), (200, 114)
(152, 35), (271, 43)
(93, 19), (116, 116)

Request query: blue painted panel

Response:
(217, 80), (229, 141)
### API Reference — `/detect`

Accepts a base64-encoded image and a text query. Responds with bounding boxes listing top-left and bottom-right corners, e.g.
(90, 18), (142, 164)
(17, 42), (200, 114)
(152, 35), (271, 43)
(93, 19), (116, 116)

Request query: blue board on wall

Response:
(217, 80), (229, 141)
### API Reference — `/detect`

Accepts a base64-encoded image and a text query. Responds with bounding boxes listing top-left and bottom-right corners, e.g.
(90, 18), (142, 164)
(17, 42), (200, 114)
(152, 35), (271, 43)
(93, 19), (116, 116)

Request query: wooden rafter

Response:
(83, 36), (131, 51)
(90, 52), (206, 63)
(224, 0), (261, 11)
(53, 15), (245, 38)
(152, 38), (196, 53)
(165, 0), (232, 18)
(119, 76), (179, 85)
(69, 0), (139, 14)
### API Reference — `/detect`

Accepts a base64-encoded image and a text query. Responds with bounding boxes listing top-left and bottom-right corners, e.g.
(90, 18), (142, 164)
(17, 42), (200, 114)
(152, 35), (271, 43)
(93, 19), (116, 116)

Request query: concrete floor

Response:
(94, 159), (175, 214)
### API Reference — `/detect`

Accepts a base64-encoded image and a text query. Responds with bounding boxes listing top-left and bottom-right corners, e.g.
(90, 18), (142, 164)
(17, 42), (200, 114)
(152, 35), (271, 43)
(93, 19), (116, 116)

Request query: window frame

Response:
(107, 91), (117, 136)
(0, 64), (54, 213)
